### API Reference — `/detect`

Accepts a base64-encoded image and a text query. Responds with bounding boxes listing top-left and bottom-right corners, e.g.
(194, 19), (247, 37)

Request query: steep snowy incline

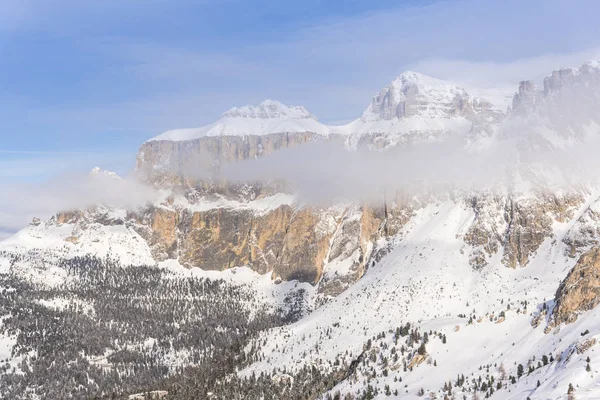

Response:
(242, 195), (600, 399)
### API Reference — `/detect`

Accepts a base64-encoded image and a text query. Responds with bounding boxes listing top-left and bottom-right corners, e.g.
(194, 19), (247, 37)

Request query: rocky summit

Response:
(3, 62), (600, 400)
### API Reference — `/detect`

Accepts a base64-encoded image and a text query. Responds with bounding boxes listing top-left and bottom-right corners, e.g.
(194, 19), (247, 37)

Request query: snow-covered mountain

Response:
(149, 99), (334, 142)
(3, 62), (600, 399)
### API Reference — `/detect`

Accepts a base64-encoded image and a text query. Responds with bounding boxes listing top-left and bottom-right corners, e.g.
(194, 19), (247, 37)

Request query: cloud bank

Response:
(0, 170), (159, 238)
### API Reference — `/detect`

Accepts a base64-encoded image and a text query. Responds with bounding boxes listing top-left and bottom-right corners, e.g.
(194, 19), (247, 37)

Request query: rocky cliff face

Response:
(511, 80), (537, 113)
(505, 61), (600, 150)
(552, 246), (600, 325)
(362, 71), (498, 121)
(137, 132), (327, 186)
(121, 193), (415, 287)
(464, 192), (584, 269)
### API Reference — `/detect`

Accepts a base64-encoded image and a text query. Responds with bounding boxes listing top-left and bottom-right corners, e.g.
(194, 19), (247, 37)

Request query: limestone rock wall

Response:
(552, 246), (600, 325)
(120, 196), (415, 290)
(136, 132), (326, 186)
(464, 192), (584, 269)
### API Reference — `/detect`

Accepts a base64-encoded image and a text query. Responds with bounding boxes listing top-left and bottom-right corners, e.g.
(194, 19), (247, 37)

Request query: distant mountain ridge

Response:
(147, 70), (503, 144)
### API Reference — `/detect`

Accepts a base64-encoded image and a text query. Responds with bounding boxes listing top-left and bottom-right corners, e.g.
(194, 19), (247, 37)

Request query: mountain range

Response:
(2, 62), (600, 399)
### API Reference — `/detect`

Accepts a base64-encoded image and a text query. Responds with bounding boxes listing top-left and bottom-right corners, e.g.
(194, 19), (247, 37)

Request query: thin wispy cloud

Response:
(0, 170), (159, 238)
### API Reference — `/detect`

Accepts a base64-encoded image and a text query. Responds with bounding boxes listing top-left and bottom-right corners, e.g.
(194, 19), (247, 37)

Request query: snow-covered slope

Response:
(242, 195), (600, 399)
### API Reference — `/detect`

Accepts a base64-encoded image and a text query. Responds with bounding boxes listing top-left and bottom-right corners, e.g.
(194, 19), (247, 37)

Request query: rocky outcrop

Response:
(149, 208), (179, 261)
(121, 192), (417, 288)
(179, 208), (254, 271)
(363, 71), (497, 121)
(506, 62), (600, 148)
(137, 132), (326, 186)
(275, 208), (336, 283)
(552, 246), (600, 325)
(56, 211), (84, 225)
(464, 195), (507, 269)
(543, 68), (577, 97)
(512, 80), (537, 113)
(464, 193), (583, 269)
(563, 198), (600, 257)
(177, 205), (310, 277)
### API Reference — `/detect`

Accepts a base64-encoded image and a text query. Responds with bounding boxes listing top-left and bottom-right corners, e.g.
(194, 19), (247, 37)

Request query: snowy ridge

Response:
(360, 71), (478, 121)
(147, 73), (502, 143)
(221, 99), (314, 119)
(149, 99), (333, 141)
(147, 62), (600, 150)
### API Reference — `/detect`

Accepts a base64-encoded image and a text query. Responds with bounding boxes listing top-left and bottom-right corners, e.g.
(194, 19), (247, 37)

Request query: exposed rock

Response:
(363, 71), (497, 121)
(563, 198), (600, 258)
(576, 338), (597, 354)
(179, 208), (252, 271)
(56, 211), (83, 225)
(64, 236), (79, 244)
(249, 205), (294, 274)
(318, 201), (414, 297)
(407, 354), (426, 369)
(464, 195), (506, 269)
(544, 68), (577, 97)
(275, 208), (337, 284)
(148, 208), (179, 261)
(531, 309), (547, 328)
(512, 80), (537, 112)
(465, 193), (583, 269)
(552, 246), (600, 325)
(137, 132), (326, 186)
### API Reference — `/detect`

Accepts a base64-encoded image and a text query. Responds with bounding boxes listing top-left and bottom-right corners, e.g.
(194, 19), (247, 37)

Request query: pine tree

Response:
(568, 383), (575, 399)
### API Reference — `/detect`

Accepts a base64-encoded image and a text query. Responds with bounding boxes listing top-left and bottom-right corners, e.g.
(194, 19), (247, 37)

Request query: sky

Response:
(1, 0), (600, 238)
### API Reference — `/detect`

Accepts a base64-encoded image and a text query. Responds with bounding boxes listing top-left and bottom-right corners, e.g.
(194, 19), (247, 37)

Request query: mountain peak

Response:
(361, 71), (486, 121)
(147, 100), (329, 142)
(394, 71), (450, 86)
(221, 99), (315, 120)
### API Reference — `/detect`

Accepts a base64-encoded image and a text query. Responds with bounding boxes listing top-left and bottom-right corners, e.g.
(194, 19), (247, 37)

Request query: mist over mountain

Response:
(4, 44), (600, 400)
